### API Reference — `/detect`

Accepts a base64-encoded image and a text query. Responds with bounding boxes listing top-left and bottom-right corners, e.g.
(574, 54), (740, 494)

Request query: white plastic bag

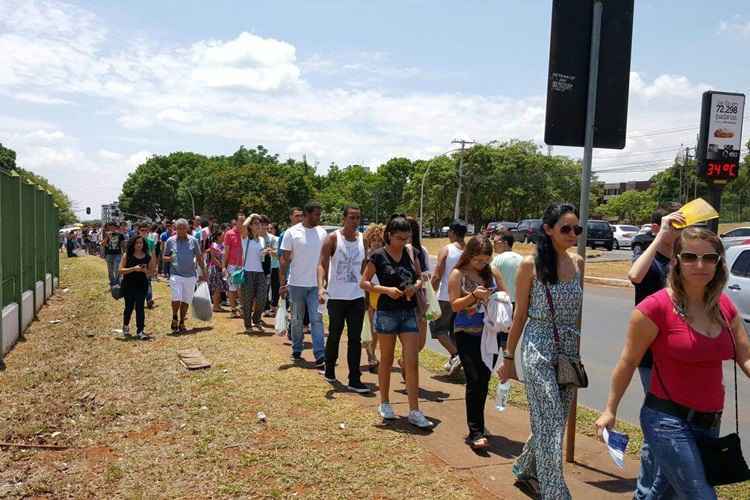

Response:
(361, 314), (372, 343)
(191, 281), (213, 322)
(424, 281), (441, 321)
(275, 298), (289, 335)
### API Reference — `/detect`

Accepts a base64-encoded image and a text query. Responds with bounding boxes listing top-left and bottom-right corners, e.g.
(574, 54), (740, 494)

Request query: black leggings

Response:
(270, 268), (280, 307)
(456, 331), (501, 440)
(123, 285), (147, 331)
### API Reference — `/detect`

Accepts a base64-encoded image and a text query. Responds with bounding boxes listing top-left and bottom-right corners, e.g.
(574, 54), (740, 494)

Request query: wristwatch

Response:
(502, 351), (514, 360)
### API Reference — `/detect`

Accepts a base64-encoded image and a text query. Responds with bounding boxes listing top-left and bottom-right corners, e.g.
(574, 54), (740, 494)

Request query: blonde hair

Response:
(364, 223), (385, 249)
(668, 227), (728, 325)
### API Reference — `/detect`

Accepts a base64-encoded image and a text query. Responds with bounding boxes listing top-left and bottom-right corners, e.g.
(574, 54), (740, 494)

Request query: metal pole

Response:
(187, 189), (196, 218)
(0, 170), (4, 366)
(419, 163), (432, 232)
(569, 0), (603, 464)
(453, 145), (465, 220)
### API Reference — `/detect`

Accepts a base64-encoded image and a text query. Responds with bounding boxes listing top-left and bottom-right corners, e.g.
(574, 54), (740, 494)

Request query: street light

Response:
(169, 177), (195, 217)
(451, 139), (500, 221)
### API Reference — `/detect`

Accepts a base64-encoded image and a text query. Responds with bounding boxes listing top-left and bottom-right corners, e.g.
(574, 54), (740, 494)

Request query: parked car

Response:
(638, 223), (652, 235)
(485, 221), (518, 235)
(612, 224), (640, 250)
(725, 244), (750, 328)
(440, 226), (450, 237)
(512, 219), (544, 244)
(586, 220), (614, 250)
(630, 231), (655, 254)
(720, 227), (750, 250)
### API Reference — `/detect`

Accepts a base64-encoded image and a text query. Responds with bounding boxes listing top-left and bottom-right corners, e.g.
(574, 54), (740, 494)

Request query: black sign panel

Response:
(696, 91), (745, 184)
(544, 0), (634, 149)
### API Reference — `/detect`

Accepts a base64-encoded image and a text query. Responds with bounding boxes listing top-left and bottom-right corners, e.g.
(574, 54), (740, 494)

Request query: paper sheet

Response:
(602, 428), (629, 470)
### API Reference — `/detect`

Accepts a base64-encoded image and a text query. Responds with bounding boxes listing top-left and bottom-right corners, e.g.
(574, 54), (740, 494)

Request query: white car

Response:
(725, 244), (750, 329)
(612, 224), (639, 249)
(638, 224), (652, 235)
(720, 227), (750, 250)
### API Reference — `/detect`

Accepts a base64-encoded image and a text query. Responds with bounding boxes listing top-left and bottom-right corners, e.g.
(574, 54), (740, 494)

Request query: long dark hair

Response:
(125, 235), (149, 261)
(535, 203), (578, 285)
(454, 236), (494, 285)
(406, 216), (426, 270)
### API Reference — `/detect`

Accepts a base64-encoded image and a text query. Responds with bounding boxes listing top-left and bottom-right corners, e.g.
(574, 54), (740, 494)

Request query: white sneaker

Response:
(378, 402), (397, 420)
(408, 410), (434, 429)
(122, 325), (131, 337)
(446, 355), (462, 375)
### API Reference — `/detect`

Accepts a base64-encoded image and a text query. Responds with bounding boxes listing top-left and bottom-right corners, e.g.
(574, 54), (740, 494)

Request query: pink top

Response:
(223, 228), (243, 266)
(637, 289), (737, 412)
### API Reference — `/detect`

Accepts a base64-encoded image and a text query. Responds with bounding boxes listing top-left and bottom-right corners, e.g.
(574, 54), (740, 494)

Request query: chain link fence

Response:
(1, 168), (60, 359)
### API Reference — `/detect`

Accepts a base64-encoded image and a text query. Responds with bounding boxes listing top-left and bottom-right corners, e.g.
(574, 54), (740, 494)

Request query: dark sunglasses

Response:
(559, 224), (583, 236)
(678, 252), (721, 265)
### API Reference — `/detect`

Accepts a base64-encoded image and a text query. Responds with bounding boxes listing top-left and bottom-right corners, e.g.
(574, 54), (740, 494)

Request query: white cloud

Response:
(629, 72), (711, 100)
(98, 149), (124, 161)
(24, 129), (66, 142)
(719, 19), (750, 38)
(12, 92), (73, 105)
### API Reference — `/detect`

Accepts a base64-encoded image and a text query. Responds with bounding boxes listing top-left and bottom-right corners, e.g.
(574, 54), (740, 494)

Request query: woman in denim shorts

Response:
(360, 215), (433, 429)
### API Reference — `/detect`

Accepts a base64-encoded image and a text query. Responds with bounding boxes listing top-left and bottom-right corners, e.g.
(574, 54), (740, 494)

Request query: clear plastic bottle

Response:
(496, 380), (511, 412)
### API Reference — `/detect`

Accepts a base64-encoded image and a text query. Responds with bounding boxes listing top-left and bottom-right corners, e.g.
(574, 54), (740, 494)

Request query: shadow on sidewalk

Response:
(431, 373), (466, 385)
(233, 330), (275, 338)
(277, 358), (322, 371)
(576, 461), (637, 493)
(374, 416), (441, 435)
(324, 382), (377, 400)
(477, 433), (525, 459)
(395, 387), (451, 403)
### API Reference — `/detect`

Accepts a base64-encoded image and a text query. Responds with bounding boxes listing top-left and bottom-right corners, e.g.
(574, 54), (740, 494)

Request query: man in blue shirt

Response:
(163, 218), (208, 333)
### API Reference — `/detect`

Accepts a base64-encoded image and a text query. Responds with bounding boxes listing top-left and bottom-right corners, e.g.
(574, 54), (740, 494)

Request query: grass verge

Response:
(0, 256), (476, 499)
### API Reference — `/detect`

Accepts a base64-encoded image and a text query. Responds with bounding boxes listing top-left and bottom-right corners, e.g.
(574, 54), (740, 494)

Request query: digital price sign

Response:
(697, 91), (745, 184)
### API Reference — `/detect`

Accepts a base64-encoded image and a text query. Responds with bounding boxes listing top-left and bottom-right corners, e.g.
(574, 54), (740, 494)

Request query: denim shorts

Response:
(374, 309), (419, 334)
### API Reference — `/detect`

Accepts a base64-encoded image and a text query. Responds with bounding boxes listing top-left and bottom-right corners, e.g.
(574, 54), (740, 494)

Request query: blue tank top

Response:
(454, 273), (495, 332)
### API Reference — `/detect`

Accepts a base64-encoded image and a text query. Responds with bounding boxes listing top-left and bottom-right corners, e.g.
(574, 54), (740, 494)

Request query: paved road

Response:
(588, 249), (632, 262)
(425, 284), (750, 437)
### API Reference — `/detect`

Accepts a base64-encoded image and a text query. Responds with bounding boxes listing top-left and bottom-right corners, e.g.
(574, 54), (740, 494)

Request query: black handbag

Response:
(543, 284), (588, 388)
(653, 315), (750, 487)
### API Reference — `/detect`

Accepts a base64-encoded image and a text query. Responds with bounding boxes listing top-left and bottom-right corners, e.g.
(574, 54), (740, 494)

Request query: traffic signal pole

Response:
(569, 0), (603, 464)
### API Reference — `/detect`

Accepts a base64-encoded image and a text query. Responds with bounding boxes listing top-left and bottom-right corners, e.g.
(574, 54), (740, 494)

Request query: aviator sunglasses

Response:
(678, 252), (721, 265)
(559, 224), (584, 236)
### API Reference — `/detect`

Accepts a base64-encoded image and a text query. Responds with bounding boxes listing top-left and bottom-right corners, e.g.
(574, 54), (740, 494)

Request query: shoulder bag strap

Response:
(543, 283), (561, 350)
(722, 309), (740, 435)
(242, 239), (250, 269)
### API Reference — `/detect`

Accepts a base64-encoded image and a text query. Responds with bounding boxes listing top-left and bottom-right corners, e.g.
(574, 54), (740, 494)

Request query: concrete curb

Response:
(584, 276), (632, 288)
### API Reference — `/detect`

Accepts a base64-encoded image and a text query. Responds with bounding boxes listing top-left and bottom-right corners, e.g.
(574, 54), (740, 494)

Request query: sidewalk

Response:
(262, 327), (638, 499)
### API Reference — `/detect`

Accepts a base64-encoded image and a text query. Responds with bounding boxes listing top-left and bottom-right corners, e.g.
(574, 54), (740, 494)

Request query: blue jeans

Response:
(105, 254), (121, 286)
(636, 367), (657, 499)
(289, 286), (325, 360)
(639, 405), (720, 499)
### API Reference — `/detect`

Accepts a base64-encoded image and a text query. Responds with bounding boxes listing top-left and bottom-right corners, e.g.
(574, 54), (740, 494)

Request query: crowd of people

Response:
(68, 200), (750, 499)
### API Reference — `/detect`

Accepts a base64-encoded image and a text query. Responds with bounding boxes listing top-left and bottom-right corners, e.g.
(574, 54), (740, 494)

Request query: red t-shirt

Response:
(223, 228), (243, 267)
(637, 288), (737, 412)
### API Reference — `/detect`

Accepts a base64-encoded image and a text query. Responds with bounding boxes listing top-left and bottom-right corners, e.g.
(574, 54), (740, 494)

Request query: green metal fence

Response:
(1, 168), (60, 359)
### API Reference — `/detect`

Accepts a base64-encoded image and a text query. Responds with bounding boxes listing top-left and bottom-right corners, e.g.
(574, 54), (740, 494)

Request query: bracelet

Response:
(503, 352), (514, 360)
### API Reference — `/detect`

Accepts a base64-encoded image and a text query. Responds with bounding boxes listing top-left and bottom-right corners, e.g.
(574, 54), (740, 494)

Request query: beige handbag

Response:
(543, 284), (588, 388)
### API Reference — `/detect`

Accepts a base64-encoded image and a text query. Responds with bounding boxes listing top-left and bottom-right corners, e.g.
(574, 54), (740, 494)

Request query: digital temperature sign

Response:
(697, 91), (745, 184)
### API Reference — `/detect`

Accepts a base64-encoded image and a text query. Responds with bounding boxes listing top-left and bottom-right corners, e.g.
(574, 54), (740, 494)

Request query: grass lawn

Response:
(0, 256), (476, 499)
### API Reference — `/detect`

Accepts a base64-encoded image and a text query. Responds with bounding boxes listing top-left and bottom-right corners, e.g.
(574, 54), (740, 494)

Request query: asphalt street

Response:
(424, 284), (750, 437)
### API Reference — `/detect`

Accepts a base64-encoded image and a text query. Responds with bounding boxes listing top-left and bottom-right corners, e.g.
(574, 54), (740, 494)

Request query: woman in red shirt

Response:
(596, 227), (750, 498)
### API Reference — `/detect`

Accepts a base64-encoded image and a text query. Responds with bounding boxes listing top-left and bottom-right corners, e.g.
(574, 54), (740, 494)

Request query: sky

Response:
(1, 0), (749, 219)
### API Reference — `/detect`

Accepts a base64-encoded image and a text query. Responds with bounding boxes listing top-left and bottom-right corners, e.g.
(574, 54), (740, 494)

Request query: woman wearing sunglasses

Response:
(498, 203), (584, 499)
(595, 227), (750, 498)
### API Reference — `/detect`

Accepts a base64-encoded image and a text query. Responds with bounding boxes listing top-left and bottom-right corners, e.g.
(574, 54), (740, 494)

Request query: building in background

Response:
(101, 202), (120, 224)
(603, 180), (653, 201)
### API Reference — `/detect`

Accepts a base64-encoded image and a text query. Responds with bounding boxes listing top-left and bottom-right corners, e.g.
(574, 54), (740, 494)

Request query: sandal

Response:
(178, 322), (187, 333)
(468, 436), (489, 450)
(368, 361), (379, 374)
(170, 319), (178, 333)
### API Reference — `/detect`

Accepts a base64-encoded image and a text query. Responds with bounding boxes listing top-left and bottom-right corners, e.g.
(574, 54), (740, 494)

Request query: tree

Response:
(598, 190), (657, 224)
(15, 167), (77, 225)
(0, 143), (17, 171)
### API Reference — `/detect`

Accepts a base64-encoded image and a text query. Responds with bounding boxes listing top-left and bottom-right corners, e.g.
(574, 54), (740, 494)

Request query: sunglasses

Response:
(678, 252), (721, 265)
(559, 224), (584, 236)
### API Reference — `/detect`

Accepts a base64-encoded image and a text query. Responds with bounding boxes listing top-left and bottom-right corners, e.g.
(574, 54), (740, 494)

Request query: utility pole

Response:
(452, 139), (475, 220)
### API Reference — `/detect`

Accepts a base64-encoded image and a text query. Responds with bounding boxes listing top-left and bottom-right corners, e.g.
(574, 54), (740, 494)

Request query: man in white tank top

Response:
(429, 220), (467, 374)
(317, 206), (370, 393)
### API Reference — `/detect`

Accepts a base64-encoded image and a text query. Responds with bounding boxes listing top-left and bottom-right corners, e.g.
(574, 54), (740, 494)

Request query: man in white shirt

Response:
(317, 206), (369, 393)
(280, 202), (328, 366)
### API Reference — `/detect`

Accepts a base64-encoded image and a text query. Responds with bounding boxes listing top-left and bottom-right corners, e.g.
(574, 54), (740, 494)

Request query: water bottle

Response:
(496, 380), (511, 412)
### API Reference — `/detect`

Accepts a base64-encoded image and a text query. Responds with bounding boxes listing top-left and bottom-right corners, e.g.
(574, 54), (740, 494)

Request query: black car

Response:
(630, 231), (655, 254)
(586, 220), (614, 250)
(512, 219), (544, 244)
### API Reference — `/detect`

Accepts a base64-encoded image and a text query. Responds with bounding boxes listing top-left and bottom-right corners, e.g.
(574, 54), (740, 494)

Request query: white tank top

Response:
(438, 242), (463, 301)
(327, 230), (365, 300)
